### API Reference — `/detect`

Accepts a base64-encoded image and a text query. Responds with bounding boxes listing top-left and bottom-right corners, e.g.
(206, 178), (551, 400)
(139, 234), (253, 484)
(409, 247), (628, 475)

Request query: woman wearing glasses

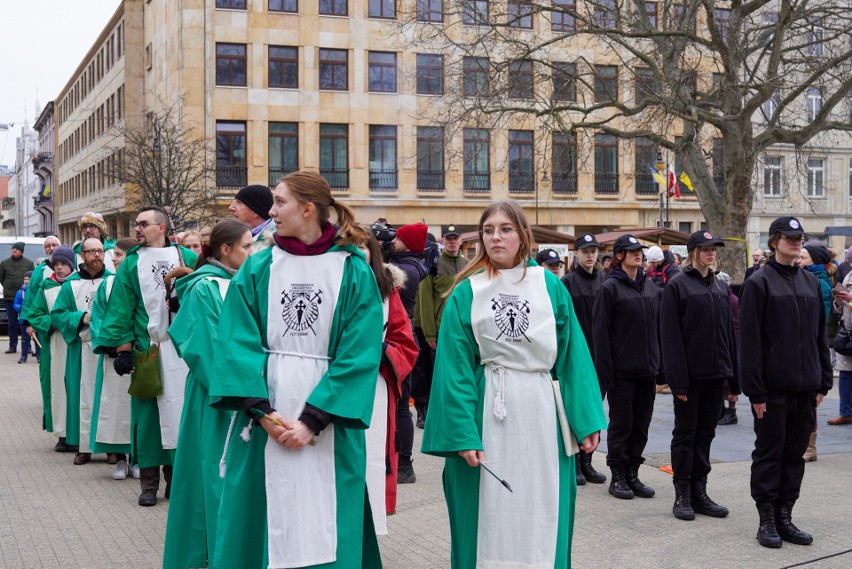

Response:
(422, 201), (606, 568)
(739, 216), (832, 548)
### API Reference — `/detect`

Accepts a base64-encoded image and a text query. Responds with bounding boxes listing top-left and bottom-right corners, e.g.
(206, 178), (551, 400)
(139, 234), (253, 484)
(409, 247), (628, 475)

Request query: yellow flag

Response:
(679, 171), (694, 192)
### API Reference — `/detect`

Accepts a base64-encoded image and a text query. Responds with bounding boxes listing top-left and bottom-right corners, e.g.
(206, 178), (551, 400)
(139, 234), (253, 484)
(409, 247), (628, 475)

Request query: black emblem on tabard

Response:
(281, 284), (323, 336)
(491, 293), (531, 342)
(151, 261), (175, 291)
(84, 291), (96, 312)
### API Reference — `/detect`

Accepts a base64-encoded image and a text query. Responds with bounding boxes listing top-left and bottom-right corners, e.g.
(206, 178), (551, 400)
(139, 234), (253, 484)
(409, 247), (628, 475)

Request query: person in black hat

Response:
(562, 234), (607, 486)
(535, 248), (564, 276)
(1, 241), (35, 353)
(592, 234), (661, 500)
(739, 216), (832, 548)
(661, 231), (739, 521)
(229, 184), (275, 252)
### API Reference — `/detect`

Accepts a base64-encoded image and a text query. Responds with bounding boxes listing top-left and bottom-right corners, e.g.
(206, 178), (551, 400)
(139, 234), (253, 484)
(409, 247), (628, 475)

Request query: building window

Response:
(594, 0), (618, 29)
(807, 159), (824, 197)
(319, 124), (349, 188)
(319, 49), (348, 91)
(216, 43), (247, 87)
(508, 60), (534, 99)
(763, 156), (782, 197)
(678, 221), (693, 234)
(416, 54), (444, 95)
(552, 0), (575, 32)
(269, 0), (298, 12)
(269, 46), (298, 88)
(463, 128), (490, 193)
(712, 138), (725, 193)
(417, 0), (443, 22)
(319, 0), (347, 16)
(807, 87), (821, 122)
(635, 137), (657, 195)
(634, 67), (657, 102)
(713, 8), (730, 40)
(633, 1), (657, 30)
(217, 0), (246, 8)
(807, 19), (824, 56)
(269, 122), (299, 186)
(463, 0), (489, 25)
(672, 4), (696, 33)
(463, 57), (490, 96)
(368, 52), (397, 93)
(417, 127), (445, 191)
(552, 133), (577, 195)
(594, 134), (618, 194)
(508, 130), (534, 194)
(595, 65), (618, 102)
(508, 0), (532, 29)
(369, 0), (395, 19)
(216, 121), (247, 187)
(762, 92), (780, 121)
(552, 62), (576, 101)
(369, 125), (398, 191)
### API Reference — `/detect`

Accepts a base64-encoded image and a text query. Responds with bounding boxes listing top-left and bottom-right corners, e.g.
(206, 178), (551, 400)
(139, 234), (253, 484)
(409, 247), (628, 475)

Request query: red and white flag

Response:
(668, 164), (681, 198)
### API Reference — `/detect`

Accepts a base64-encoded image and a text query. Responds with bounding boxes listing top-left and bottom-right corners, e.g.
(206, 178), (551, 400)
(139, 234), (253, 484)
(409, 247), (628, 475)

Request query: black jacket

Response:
(562, 268), (605, 353)
(592, 267), (661, 390)
(660, 267), (739, 396)
(389, 252), (426, 318)
(738, 259), (833, 403)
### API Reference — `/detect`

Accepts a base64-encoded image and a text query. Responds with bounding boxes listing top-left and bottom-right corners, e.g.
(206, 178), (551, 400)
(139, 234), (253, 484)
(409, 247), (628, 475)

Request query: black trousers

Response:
(671, 380), (723, 481)
(5, 300), (19, 349)
(396, 321), (418, 467)
(140, 464), (172, 491)
(410, 327), (434, 409)
(750, 390), (816, 504)
(606, 378), (656, 467)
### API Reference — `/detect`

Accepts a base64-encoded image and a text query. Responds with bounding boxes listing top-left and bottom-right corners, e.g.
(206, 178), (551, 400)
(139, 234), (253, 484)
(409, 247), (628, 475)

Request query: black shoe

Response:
(579, 451), (607, 484)
(673, 480), (695, 520)
(54, 437), (69, 452)
(625, 463), (655, 498)
(775, 501), (813, 545)
(608, 465), (634, 499)
(398, 463), (416, 484)
(138, 489), (157, 507)
(5, 348), (17, 354)
(18, 357), (27, 364)
(718, 408), (738, 426)
(415, 405), (426, 429)
(756, 502), (782, 548)
(575, 456), (586, 486)
(691, 476), (729, 517)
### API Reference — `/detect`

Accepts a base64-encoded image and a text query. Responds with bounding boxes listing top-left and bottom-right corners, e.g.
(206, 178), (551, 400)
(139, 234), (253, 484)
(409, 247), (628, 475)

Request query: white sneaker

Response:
(112, 460), (129, 480)
(130, 464), (141, 479)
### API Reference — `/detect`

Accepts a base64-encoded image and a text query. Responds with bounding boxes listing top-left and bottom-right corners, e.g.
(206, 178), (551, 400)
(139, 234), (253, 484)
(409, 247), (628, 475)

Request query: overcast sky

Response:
(0, 0), (121, 169)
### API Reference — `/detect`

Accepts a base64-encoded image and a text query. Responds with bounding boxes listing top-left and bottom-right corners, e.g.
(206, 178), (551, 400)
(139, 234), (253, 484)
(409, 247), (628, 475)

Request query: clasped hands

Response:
(259, 411), (316, 449)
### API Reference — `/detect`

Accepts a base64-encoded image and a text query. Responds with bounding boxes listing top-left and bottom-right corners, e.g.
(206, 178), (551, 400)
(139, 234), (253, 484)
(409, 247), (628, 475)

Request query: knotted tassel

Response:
(491, 364), (508, 421)
(219, 411), (239, 479)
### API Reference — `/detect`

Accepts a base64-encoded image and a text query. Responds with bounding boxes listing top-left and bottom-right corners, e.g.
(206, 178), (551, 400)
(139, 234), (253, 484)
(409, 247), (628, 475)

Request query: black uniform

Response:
(739, 259), (833, 504)
(661, 267), (740, 482)
(593, 266), (661, 467)
(562, 268), (605, 357)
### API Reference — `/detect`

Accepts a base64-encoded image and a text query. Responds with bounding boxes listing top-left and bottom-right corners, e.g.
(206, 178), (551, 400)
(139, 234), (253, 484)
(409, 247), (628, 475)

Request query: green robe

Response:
(20, 262), (54, 430)
(163, 264), (235, 569)
(26, 276), (63, 433)
(209, 244), (384, 569)
(421, 267), (608, 569)
(93, 244), (197, 468)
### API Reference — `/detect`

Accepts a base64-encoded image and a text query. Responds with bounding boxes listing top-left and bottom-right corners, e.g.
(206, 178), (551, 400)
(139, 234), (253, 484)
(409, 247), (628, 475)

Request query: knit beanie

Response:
(804, 244), (831, 266)
(646, 246), (664, 263)
(12, 241), (25, 252)
(51, 245), (76, 270)
(234, 184), (273, 220)
(396, 223), (428, 254)
(77, 212), (108, 236)
(24, 271), (33, 279)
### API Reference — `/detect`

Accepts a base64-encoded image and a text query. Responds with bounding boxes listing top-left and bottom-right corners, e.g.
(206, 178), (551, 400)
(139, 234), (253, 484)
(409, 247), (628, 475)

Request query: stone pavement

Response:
(1, 347), (851, 568)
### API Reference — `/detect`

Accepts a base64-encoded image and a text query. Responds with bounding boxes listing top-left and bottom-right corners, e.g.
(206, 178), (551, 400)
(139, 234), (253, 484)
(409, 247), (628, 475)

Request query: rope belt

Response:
(263, 348), (332, 361)
(482, 361), (552, 422)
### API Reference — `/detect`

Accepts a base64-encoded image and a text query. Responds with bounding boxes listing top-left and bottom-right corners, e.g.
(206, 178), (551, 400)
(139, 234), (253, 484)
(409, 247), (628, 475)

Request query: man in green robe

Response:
(72, 212), (116, 269)
(94, 206), (196, 506)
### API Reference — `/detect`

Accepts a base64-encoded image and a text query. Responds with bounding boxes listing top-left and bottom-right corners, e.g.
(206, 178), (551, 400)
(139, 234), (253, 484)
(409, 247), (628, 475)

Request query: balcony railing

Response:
(635, 174), (658, 195)
(369, 169), (398, 192)
(508, 173), (534, 194)
(32, 152), (54, 166)
(216, 165), (248, 188)
(417, 170), (445, 192)
(551, 174), (578, 195)
(595, 172), (619, 195)
(33, 194), (53, 208)
(320, 168), (349, 190)
(268, 166), (298, 186)
(463, 172), (490, 194)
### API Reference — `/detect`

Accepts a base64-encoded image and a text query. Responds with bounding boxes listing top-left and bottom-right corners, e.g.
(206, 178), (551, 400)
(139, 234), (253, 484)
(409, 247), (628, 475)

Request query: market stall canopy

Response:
(593, 227), (691, 246)
(461, 225), (576, 244)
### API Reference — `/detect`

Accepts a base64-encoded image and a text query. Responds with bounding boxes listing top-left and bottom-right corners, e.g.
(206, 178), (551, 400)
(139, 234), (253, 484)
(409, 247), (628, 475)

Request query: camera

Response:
(370, 218), (397, 243)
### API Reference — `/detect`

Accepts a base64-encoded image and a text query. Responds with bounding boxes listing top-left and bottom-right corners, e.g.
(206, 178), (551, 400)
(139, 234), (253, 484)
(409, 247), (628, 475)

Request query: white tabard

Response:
(135, 246), (189, 450)
(69, 275), (106, 454)
(265, 247), (347, 568)
(469, 266), (561, 569)
(365, 298), (390, 535)
(45, 286), (67, 438)
(95, 276), (131, 445)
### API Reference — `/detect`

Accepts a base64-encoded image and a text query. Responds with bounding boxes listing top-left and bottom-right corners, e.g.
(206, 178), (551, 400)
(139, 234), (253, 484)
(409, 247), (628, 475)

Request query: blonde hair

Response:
(182, 230), (204, 247)
(278, 171), (370, 246)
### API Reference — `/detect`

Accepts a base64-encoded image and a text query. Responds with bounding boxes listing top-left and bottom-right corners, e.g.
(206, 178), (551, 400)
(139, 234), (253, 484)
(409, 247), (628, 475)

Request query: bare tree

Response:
(399, 0), (852, 279)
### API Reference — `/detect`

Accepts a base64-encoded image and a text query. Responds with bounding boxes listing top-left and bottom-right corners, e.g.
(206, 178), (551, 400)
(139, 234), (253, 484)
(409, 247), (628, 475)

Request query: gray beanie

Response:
(51, 245), (76, 270)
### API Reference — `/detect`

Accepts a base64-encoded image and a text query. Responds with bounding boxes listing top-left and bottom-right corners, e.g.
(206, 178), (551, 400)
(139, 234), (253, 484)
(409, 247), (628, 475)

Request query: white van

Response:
(0, 236), (47, 336)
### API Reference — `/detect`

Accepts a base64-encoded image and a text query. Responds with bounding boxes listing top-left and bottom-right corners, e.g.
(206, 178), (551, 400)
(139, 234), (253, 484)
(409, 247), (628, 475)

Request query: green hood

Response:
(175, 263), (232, 300)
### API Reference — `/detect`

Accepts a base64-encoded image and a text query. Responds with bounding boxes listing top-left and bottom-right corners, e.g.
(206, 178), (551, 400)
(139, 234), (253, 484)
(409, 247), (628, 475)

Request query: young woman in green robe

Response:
(209, 171), (385, 569)
(421, 201), (608, 569)
(162, 219), (253, 569)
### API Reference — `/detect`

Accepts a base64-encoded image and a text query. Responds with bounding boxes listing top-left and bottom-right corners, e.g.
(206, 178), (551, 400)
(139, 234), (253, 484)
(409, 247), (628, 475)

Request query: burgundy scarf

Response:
(273, 222), (337, 256)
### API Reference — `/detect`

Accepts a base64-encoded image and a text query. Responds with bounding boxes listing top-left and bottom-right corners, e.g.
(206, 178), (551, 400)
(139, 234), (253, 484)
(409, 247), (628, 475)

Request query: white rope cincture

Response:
(263, 348), (332, 361)
(219, 411), (239, 479)
(490, 363), (508, 421)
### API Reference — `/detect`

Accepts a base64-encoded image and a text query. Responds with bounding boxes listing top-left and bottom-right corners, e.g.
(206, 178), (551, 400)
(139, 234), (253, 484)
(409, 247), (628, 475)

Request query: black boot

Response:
(415, 405), (426, 430)
(756, 502), (782, 548)
(575, 456), (586, 486)
(54, 437), (69, 452)
(775, 501), (813, 545)
(690, 476), (728, 517)
(608, 465), (633, 499)
(580, 451), (607, 484)
(718, 408), (738, 426)
(625, 463), (655, 498)
(138, 467), (160, 507)
(672, 480), (695, 521)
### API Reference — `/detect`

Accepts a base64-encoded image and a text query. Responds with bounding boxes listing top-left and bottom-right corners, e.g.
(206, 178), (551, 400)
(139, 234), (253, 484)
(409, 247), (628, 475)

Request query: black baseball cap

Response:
(768, 216), (805, 236)
(613, 234), (646, 254)
(442, 224), (461, 238)
(536, 249), (564, 266)
(687, 230), (725, 251)
(574, 234), (600, 251)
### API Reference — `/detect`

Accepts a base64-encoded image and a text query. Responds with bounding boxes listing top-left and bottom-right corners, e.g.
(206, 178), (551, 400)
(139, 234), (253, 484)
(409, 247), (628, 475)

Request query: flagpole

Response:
(666, 149), (671, 228)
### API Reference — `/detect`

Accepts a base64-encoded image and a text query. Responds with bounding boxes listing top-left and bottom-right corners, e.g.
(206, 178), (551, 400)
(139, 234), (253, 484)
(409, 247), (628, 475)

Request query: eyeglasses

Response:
(82, 249), (105, 256)
(134, 220), (160, 229)
(481, 226), (516, 238)
(81, 224), (100, 230)
(782, 234), (805, 243)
